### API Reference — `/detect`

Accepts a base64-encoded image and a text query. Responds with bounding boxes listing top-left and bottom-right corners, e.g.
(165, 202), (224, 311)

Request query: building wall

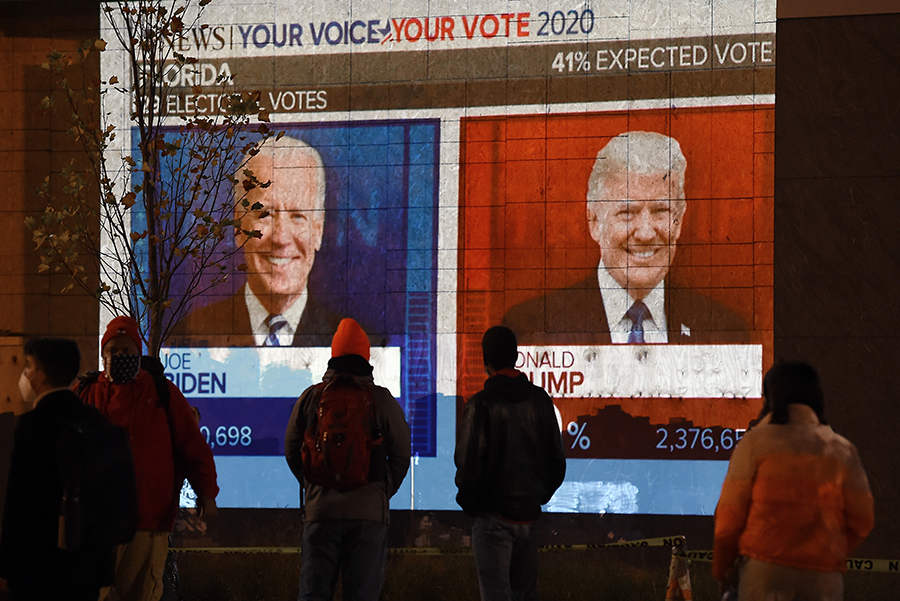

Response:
(0, 0), (101, 416)
(775, 13), (900, 557)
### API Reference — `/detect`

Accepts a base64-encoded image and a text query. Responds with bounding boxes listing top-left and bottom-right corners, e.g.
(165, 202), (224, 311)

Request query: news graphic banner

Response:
(103, 0), (775, 513)
(521, 345), (762, 461)
(160, 347), (400, 455)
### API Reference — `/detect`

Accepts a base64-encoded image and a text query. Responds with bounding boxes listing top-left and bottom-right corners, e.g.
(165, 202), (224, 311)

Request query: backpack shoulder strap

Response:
(151, 373), (171, 408)
(139, 355), (171, 409)
(75, 370), (101, 400)
(302, 381), (328, 425)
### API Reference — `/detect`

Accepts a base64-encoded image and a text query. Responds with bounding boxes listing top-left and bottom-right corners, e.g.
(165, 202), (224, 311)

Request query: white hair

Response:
(587, 131), (687, 218)
(237, 135), (326, 212)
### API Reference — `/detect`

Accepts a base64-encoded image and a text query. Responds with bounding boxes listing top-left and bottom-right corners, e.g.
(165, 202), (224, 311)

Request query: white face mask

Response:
(18, 371), (37, 407)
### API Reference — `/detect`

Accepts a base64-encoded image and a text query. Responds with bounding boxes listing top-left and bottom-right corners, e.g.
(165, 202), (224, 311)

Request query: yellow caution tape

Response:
(172, 547), (303, 555)
(171, 535), (686, 556)
(389, 547), (474, 556)
(540, 536), (685, 551)
(684, 551), (900, 574)
(843, 558), (900, 573)
(682, 550), (714, 562)
(171, 540), (900, 573)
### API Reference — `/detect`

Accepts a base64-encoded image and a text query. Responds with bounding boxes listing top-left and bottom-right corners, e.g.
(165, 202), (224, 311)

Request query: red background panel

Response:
(457, 106), (775, 430)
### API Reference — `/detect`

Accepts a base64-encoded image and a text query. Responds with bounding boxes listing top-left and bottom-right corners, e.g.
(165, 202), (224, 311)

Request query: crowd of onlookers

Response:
(0, 316), (874, 601)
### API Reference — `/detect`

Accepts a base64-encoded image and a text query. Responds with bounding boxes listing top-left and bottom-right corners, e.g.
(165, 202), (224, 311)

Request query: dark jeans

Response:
(298, 519), (388, 601)
(471, 514), (540, 601)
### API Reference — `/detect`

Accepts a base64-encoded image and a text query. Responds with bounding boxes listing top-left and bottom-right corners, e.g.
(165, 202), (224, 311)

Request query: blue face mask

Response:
(108, 354), (140, 384)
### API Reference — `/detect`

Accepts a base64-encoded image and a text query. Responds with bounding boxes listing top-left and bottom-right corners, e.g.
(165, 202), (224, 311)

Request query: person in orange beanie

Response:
(285, 318), (410, 601)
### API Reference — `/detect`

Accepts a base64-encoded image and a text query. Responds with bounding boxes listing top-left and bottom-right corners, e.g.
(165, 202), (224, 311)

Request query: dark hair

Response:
(760, 361), (825, 425)
(23, 338), (81, 389)
(482, 326), (518, 371)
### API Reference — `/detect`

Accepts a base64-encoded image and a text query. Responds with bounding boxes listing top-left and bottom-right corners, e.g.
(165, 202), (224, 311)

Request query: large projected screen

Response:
(103, 0), (775, 514)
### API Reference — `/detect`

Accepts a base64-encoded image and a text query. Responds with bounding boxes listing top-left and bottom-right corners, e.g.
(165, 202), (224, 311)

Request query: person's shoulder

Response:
(462, 389), (491, 413)
(128, 370), (174, 409)
(526, 379), (554, 400)
(133, 368), (157, 386)
(365, 381), (402, 410)
(19, 390), (98, 433)
(35, 389), (92, 416)
(14, 406), (42, 432)
(469, 381), (510, 408)
(161, 377), (192, 409)
(368, 381), (394, 398)
(516, 377), (556, 408)
(297, 380), (325, 407)
(368, 384), (408, 432)
(817, 425), (864, 464)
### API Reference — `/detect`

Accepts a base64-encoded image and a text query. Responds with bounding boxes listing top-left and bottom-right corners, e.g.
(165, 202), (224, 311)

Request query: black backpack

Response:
(57, 408), (138, 551)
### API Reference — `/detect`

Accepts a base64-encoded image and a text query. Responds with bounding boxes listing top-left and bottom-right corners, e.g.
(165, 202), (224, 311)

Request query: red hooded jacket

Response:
(80, 370), (218, 531)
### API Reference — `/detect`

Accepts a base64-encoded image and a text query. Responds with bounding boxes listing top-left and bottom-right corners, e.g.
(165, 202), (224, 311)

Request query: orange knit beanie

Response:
(330, 318), (370, 361)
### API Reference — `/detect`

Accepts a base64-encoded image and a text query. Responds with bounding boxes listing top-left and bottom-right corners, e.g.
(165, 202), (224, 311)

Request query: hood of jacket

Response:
(483, 370), (533, 402)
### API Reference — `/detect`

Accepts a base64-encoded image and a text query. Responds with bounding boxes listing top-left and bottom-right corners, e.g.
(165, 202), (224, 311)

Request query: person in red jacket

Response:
(713, 361), (874, 601)
(80, 316), (219, 601)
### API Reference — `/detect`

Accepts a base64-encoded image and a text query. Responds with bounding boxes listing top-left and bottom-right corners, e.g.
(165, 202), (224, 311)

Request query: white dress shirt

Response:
(597, 261), (668, 343)
(245, 285), (309, 346)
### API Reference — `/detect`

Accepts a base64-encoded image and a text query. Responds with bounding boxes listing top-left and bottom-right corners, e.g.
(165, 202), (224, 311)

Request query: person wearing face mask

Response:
(79, 316), (219, 601)
(0, 338), (117, 600)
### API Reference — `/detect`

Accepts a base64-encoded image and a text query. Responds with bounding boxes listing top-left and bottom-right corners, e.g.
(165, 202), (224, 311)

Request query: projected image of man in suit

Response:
(239, 138), (327, 339)
(587, 131), (686, 343)
(504, 131), (748, 344)
(173, 136), (344, 347)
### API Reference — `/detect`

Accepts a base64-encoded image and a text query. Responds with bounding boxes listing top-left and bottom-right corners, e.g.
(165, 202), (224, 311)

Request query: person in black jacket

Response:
(455, 326), (567, 601)
(0, 339), (116, 601)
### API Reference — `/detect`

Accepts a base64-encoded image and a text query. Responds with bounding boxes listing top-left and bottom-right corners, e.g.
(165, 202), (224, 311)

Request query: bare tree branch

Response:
(26, 0), (277, 355)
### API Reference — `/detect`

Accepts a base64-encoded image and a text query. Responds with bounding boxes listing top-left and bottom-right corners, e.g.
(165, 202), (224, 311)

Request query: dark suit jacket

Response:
(170, 285), (345, 347)
(0, 390), (115, 597)
(0, 412), (17, 539)
(502, 274), (750, 346)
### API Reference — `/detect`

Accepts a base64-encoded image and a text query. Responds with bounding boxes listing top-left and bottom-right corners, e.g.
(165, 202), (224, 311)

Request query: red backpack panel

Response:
(300, 374), (383, 492)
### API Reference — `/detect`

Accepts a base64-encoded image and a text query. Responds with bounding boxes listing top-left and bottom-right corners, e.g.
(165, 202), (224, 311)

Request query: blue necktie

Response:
(626, 301), (649, 344)
(265, 314), (288, 347)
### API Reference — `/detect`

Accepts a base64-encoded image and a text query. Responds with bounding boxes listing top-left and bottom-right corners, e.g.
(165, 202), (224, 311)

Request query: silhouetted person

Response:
(455, 326), (567, 601)
(0, 339), (118, 600)
(285, 318), (411, 601)
(80, 316), (219, 601)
